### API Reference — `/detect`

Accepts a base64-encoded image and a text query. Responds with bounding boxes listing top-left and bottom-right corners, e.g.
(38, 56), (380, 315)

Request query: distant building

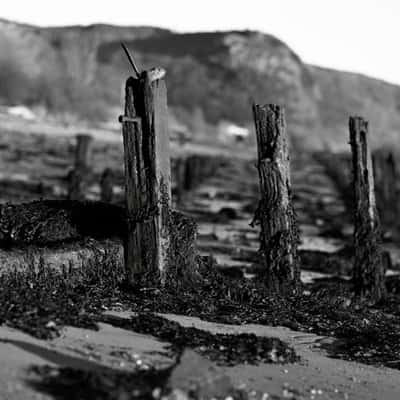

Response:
(4, 105), (36, 120)
(218, 121), (250, 143)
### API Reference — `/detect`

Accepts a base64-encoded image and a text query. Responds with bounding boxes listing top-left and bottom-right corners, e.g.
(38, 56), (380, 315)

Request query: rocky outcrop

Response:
(1, 18), (400, 150)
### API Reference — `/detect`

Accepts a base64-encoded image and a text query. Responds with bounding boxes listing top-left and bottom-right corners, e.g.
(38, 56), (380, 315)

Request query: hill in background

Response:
(1, 18), (400, 150)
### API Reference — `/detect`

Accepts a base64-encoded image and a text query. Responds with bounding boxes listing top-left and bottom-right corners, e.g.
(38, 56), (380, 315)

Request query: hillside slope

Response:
(312, 66), (400, 149)
(1, 18), (399, 149)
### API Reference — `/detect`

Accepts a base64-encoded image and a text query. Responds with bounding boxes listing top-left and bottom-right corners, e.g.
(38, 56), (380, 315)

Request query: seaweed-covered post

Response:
(120, 68), (171, 284)
(68, 134), (93, 200)
(252, 104), (300, 295)
(100, 168), (114, 203)
(349, 116), (386, 301)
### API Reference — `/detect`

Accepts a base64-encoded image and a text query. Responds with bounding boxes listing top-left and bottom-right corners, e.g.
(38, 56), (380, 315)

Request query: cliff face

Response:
(311, 66), (400, 149)
(1, 18), (399, 149)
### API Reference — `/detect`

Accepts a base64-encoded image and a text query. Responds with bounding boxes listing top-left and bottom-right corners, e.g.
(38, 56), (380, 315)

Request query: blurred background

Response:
(1, 0), (400, 150)
(1, 0), (400, 270)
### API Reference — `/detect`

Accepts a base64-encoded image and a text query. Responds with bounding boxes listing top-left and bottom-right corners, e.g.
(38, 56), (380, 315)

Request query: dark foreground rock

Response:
(167, 349), (235, 399)
(0, 200), (126, 246)
(0, 200), (199, 279)
(29, 349), (246, 400)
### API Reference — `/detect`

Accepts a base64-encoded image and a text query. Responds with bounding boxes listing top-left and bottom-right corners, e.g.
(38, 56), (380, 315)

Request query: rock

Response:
(166, 350), (235, 400)
(0, 200), (126, 246)
(216, 207), (238, 222)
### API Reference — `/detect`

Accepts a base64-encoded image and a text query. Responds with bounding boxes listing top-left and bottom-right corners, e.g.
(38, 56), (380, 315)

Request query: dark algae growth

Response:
(100, 313), (298, 366)
(28, 364), (172, 400)
(2, 256), (400, 371)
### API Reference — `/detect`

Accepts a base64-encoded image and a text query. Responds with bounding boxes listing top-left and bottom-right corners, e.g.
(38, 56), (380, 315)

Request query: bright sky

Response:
(2, 0), (400, 85)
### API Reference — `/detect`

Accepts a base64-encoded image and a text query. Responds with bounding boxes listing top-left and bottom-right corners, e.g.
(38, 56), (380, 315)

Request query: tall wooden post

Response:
(252, 104), (300, 295)
(68, 134), (92, 200)
(121, 68), (171, 284)
(349, 116), (386, 301)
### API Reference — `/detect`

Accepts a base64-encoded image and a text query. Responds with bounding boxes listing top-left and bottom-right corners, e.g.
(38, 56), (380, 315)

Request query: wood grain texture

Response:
(122, 70), (171, 283)
(349, 116), (386, 301)
(122, 78), (147, 281)
(252, 104), (300, 295)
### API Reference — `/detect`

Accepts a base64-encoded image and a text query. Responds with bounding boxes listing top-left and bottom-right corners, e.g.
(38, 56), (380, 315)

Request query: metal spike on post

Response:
(349, 116), (386, 301)
(120, 66), (171, 284)
(121, 42), (141, 78)
(252, 103), (300, 295)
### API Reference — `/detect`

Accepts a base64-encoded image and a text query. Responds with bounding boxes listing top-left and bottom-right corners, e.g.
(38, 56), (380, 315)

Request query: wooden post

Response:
(100, 168), (114, 203)
(121, 68), (171, 284)
(252, 104), (300, 295)
(68, 134), (92, 200)
(75, 134), (92, 172)
(183, 156), (194, 191)
(349, 116), (386, 301)
(67, 170), (82, 201)
(373, 149), (397, 229)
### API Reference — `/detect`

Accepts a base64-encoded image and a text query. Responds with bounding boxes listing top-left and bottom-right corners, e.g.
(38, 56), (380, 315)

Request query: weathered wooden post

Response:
(68, 134), (93, 200)
(252, 104), (300, 295)
(120, 68), (171, 284)
(100, 168), (114, 203)
(373, 149), (397, 229)
(75, 134), (92, 172)
(67, 170), (82, 201)
(349, 116), (386, 301)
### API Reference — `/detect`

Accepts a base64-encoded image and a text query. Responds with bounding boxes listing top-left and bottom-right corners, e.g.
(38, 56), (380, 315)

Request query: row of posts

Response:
(67, 66), (391, 302)
(67, 139), (216, 205)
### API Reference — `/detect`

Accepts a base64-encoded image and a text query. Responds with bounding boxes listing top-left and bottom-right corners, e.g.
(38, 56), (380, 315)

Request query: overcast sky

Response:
(2, 0), (400, 85)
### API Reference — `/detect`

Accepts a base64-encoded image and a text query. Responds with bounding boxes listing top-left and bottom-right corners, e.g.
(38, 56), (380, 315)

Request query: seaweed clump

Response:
(0, 200), (126, 246)
(100, 313), (298, 366)
(2, 250), (400, 370)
